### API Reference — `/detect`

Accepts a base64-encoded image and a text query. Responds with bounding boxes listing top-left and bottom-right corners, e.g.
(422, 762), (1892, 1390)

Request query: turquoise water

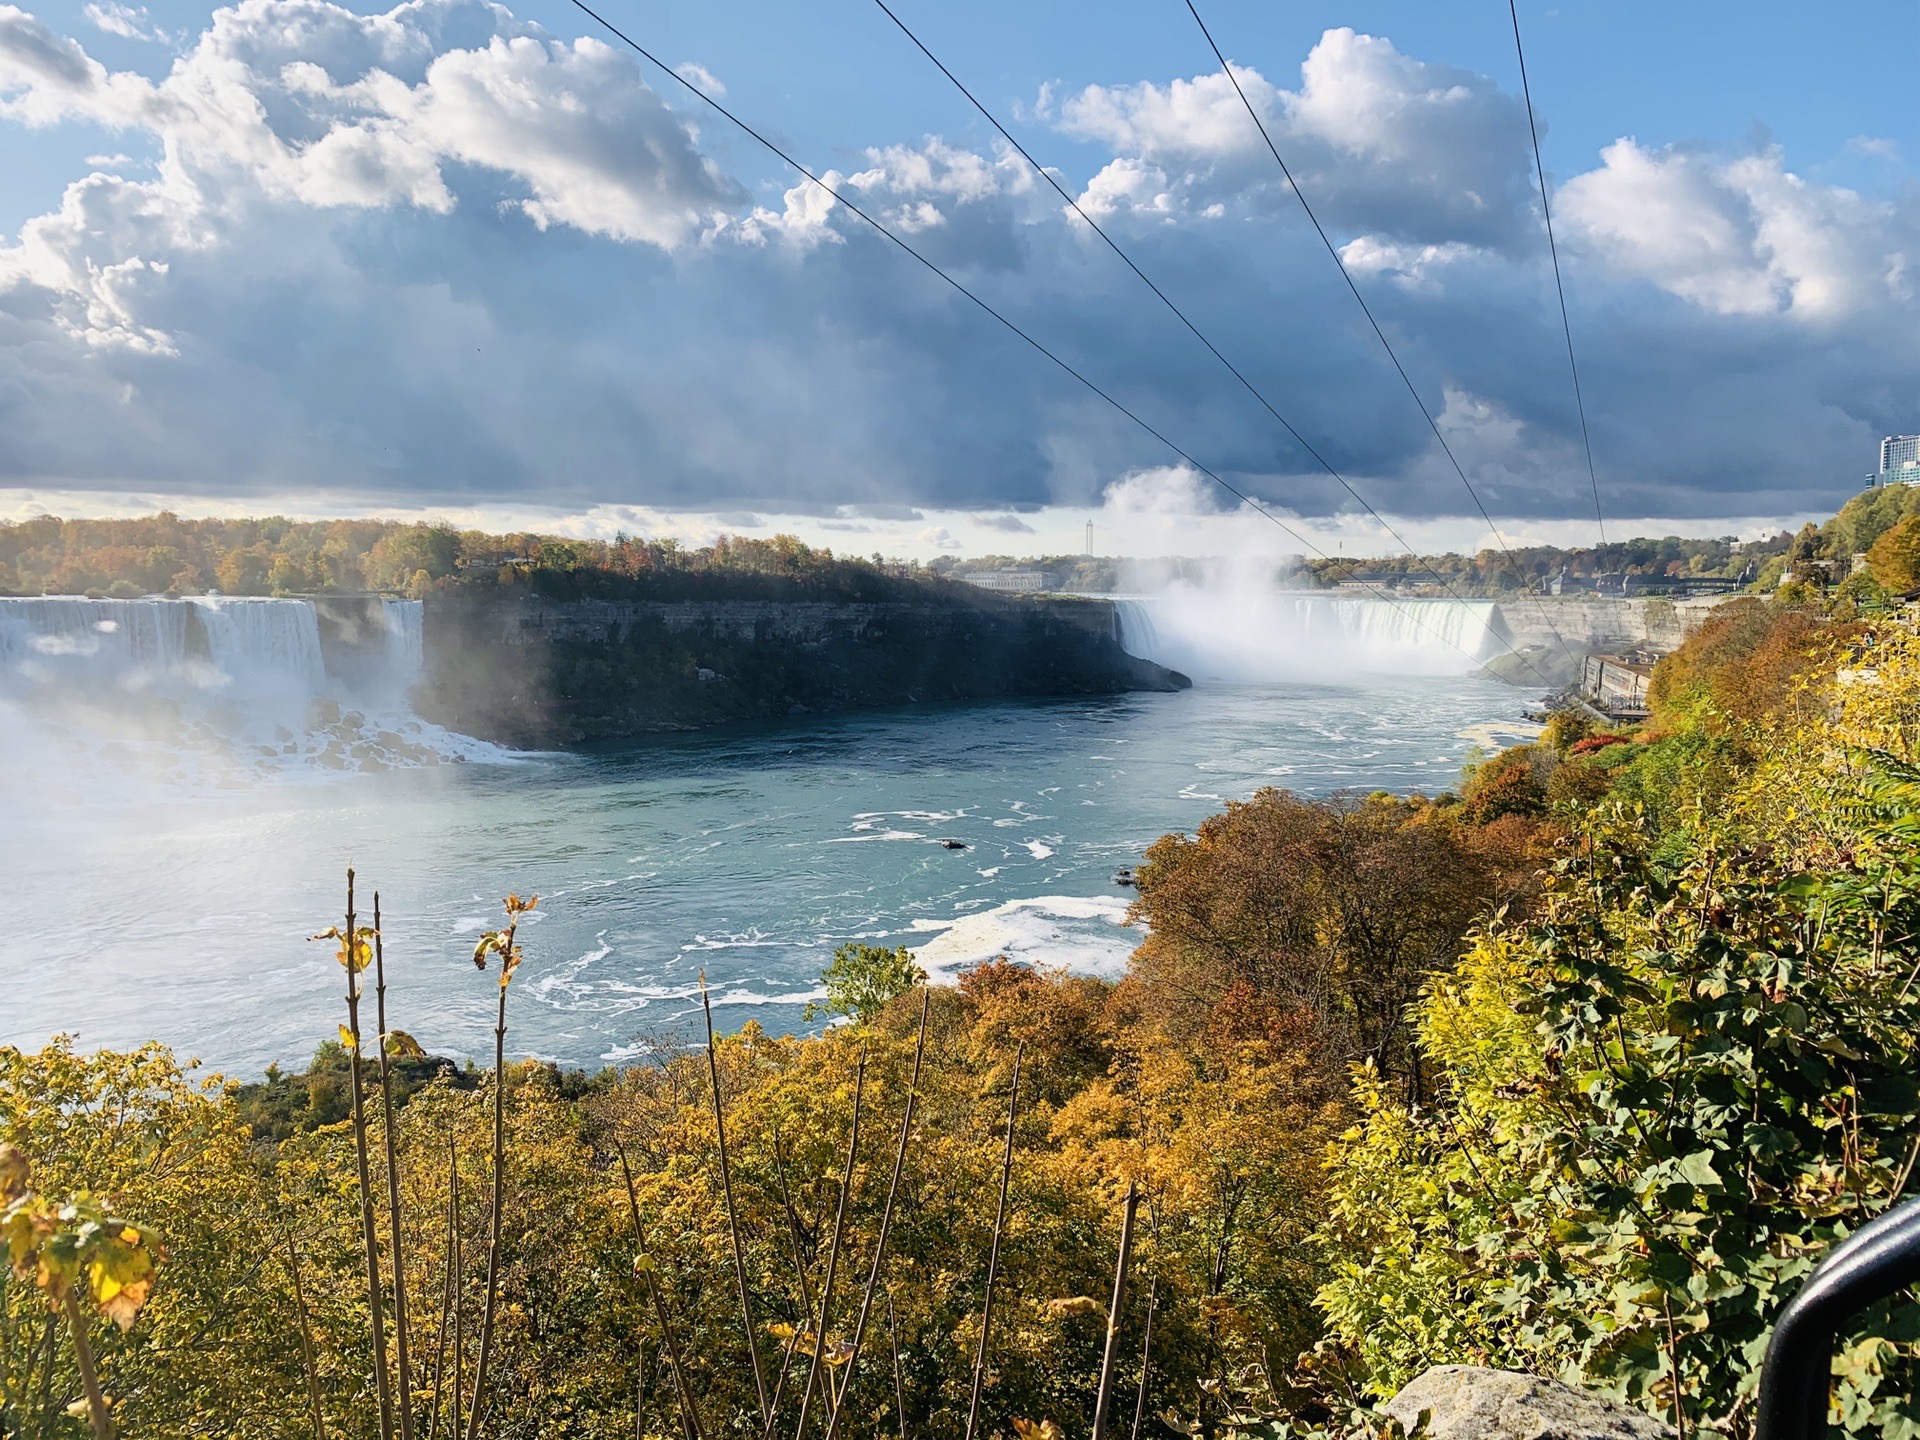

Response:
(8, 676), (1530, 1075)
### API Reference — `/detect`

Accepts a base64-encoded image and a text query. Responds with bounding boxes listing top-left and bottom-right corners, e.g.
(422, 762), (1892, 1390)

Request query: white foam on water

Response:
(1457, 719), (1546, 749)
(1023, 839), (1056, 860)
(911, 894), (1140, 981)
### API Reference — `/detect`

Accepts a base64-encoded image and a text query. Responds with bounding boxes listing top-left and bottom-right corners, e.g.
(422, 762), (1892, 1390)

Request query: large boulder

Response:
(1385, 1366), (1671, 1440)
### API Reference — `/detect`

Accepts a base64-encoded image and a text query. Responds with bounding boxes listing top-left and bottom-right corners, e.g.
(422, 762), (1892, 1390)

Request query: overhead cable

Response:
(1508, 0), (1607, 546)
(563, 0), (1542, 681)
(868, 0), (1555, 686)
(1181, 0), (1581, 667)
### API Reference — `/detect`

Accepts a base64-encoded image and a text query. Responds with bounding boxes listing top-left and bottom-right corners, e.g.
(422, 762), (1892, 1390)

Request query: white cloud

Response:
(1100, 465), (1233, 520)
(731, 136), (1032, 249)
(0, 0), (745, 348)
(0, 169), (185, 352)
(1336, 235), (1476, 286)
(1058, 65), (1261, 161)
(1846, 135), (1901, 163)
(672, 60), (722, 98)
(82, 2), (170, 43)
(1057, 29), (1532, 249)
(733, 169), (846, 247)
(390, 35), (742, 243)
(0, 4), (157, 126)
(0, 2), (1915, 528)
(917, 525), (960, 550)
(1558, 139), (1912, 319)
(1078, 157), (1174, 221)
(3, 0), (724, 272)
(1013, 79), (1054, 124)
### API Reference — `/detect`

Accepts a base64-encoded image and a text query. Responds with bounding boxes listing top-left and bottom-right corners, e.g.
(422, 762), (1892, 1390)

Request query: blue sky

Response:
(1, 0), (1916, 557)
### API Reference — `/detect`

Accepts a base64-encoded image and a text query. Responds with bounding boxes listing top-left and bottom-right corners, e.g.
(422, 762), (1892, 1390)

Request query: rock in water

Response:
(1385, 1366), (1670, 1440)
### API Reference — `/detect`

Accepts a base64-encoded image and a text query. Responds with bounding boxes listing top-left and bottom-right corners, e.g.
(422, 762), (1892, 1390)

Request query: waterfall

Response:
(189, 597), (327, 694)
(377, 598), (424, 684)
(1112, 589), (1511, 681)
(0, 594), (498, 794)
(1113, 599), (1159, 657)
(0, 595), (195, 673)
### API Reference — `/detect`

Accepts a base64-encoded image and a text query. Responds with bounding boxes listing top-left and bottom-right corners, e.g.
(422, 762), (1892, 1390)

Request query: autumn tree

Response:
(1125, 790), (1530, 1094)
(1867, 513), (1920, 593)
(1647, 598), (1853, 737)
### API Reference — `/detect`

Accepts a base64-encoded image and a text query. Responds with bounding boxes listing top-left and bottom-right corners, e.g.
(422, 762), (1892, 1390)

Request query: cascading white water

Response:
(1113, 599), (1159, 659)
(1114, 588), (1512, 681)
(377, 598), (424, 684)
(0, 595), (500, 797)
(0, 596), (196, 680)
(190, 597), (328, 694)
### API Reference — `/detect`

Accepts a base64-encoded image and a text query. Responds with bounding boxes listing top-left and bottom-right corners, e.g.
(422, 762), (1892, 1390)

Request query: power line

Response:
(563, 0), (1543, 681)
(867, 0), (1554, 686)
(1180, 0), (1581, 668)
(1508, 0), (1606, 547)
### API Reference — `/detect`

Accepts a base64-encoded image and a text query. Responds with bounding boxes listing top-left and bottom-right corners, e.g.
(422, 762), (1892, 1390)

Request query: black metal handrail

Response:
(1756, 1199), (1920, 1440)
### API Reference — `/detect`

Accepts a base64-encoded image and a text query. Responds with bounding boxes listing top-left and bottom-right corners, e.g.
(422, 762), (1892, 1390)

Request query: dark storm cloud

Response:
(0, 0), (1914, 523)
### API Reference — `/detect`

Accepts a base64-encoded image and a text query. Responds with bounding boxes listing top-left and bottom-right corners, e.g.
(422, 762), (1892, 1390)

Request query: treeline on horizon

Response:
(933, 533), (1792, 595)
(10, 545), (1920, 1439)
(0, 514), (973, 606)
(22, 493), (1920, 603)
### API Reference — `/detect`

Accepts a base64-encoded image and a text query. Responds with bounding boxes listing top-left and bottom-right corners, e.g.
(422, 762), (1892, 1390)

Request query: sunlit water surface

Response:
(8, 677), (1530, 1075)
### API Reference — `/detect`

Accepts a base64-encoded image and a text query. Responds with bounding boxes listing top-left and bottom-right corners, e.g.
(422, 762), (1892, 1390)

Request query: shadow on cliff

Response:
(417, 586), (1189, 747)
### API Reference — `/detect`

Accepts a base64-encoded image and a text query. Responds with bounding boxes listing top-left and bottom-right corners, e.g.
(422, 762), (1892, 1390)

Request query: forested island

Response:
(0, 520), (1194, 742)
(8, 509), (1920, 1440)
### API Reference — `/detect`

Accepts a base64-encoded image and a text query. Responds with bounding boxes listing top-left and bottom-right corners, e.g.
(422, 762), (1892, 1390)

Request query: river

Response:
(3, 595), (1535, 1074)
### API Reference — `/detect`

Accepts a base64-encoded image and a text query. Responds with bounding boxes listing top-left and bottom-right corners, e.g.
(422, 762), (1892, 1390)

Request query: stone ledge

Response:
(1385, 1366), (1671, 1440)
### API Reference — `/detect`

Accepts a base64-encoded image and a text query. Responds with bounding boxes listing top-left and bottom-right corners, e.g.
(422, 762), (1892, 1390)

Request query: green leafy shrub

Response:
(1318, 625), (1920, 1440)
(804, 942), (926, 1024)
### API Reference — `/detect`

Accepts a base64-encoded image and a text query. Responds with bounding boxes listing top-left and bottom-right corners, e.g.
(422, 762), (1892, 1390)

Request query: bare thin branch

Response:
(343, 869), (397, 1440)
(827, 992), (930, 1440)
(374, 896), (416, 1440)
(1129, 1276), (1159, 1440)
(285, 1229), (327, 1440)
(1092, 1183), (1140, 1440)
(964, 1041), (1024, 1440)
(794, 1047), (868, 1440)
(616, 1140), (702, 1440)
(701, 974), (771, 1426)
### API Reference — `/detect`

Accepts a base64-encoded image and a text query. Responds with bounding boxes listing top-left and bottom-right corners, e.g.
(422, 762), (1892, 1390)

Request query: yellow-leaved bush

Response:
(1318, 625), (1920, 1440)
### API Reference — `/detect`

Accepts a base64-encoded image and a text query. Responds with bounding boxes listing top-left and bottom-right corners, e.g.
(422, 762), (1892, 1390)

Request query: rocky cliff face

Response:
(1497, 595), (1727, 654)
(417, 593), (1190, 745)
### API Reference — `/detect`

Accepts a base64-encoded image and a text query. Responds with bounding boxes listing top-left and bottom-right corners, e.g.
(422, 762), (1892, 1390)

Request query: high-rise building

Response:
(1866, 434), (1920, 487)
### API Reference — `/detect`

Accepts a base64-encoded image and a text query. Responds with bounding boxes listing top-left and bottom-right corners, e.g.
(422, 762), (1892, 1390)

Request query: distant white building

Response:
(1872, 434), (1920, 485)
(964, 569), (1057, 593)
